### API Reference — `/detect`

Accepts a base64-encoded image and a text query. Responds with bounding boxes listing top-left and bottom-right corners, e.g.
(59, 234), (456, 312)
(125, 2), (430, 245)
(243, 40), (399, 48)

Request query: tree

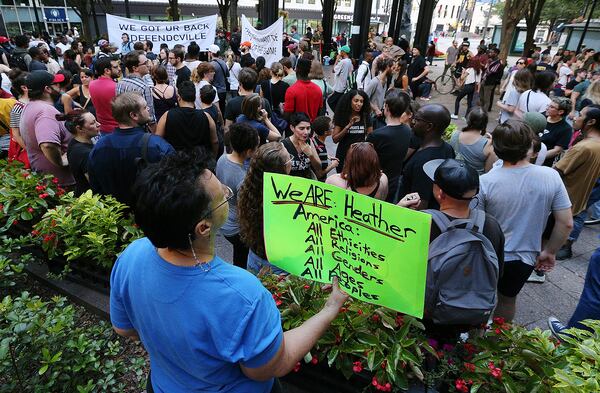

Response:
(499, 0), (532, 61)
(217, 0), (231, 30)
(523, 0), (546, 57)
(166, 0), (180, 21)
(67, 0), (113, 41)
(229, 0), (239, 31)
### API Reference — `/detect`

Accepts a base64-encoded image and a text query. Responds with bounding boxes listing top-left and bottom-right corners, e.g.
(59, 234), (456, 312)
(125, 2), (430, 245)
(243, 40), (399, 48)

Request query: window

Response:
(308, 0), (315, 3)
(451, 5), (455, 18)
(437, 4), (442, 17)
(444, 5), (447, 18)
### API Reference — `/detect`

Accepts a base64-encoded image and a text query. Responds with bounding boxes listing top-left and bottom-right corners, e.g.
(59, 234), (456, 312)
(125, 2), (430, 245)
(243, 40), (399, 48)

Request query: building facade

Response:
(0, 0), (82, 37)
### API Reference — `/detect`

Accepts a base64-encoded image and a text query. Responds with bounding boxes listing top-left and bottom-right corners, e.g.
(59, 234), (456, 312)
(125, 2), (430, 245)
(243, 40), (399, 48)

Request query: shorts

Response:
(497, 260), (535, 297)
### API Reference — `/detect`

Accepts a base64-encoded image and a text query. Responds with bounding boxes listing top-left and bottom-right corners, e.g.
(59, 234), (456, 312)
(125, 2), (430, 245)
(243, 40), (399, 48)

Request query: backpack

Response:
(9, 51), (28, 71)
(424, 209), (499, 325)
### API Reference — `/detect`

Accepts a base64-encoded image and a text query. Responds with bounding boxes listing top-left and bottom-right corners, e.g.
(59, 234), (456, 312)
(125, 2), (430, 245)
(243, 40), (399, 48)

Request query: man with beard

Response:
(90, 57), (121, 135)
(19, 71), (75, 187)
(88, 92), (174, 206)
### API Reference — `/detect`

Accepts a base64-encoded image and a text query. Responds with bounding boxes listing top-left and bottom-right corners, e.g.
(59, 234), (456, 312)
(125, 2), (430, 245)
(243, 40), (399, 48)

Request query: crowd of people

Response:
(0, 25), (599, 393)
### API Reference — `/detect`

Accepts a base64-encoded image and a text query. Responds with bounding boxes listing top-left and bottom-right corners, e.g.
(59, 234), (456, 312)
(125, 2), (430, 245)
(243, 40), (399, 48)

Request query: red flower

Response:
(494, 328), (502, 335)
(491, 367), (502, 380)
(372, 314), (380, 322)
(357, 309), (363, 315)
(293, 362), (301, 372)
(381, 360), (387, 370)
(38, 193), (49, 199)
(35, 185), (46, 192)
(493, 317), (506, 325)
(0, 204), (4, 210)
(455, 378), (469, 393)
(27, 207), (34, 213)
(464, 362), (476, 372)
(396, 314), (404, 326)
(371, 377), (378, 387)
(463, 343), (477, 354)
(303, 285), (310, 289)
(311, 355), (318, 365)
(272, 294), (282, 306)
(12, 219), (18, 226)
(52, 177), (59, 184)
(488, 361), (495, 370)
(352, 361), (363, 373)
(21, 172), (29, 178)
(31, 230), (39, 236)
(340, 307), (347, 313)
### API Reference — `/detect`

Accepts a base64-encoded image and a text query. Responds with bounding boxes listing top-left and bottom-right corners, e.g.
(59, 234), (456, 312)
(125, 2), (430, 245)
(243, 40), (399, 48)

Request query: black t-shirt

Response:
(67, 138), (93, 196)
(260, 80), (289, 114)
(565, 79), (580, 90)
(175, 66), (191, 89)
(224, 95), (273, 122)
(366, 124), (412, 181)
(164, 107), (211, 151)
(282, 137), (312, 179)
(430, 211), (505, 278)
(541, 118), (572, 166)
(334, 116), (372, 171)
(202, 104), (223, 156)
(408, 55), (426, 82)
(401, 142), (455, 210)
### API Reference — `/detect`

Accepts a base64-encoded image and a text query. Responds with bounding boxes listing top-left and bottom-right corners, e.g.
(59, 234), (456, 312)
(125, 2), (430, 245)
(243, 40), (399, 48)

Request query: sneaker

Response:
(527, 270), (546, 283)
(556, 243), (573, 260)
(451, 114), (458, 119)
(584, 217), (600, 225)
(420, 97), (431, 101)
(548, 316), (567, 339)
(451, 90), (460, 96)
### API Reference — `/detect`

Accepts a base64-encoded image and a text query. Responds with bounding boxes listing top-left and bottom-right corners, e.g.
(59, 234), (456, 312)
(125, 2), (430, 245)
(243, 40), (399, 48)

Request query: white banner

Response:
(105, 14), (218, 52)
(241, 15), (283, 67)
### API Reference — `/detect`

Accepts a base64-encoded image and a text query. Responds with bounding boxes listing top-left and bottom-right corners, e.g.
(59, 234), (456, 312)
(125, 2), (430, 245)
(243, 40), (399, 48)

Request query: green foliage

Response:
(32, 190), (143, 274)
(552, 320), (600, 392)
(261, 274), (434, 391)
(443, 123), (457, 142)
(0, 235), (34, 290)
(0, 291), (146, 392)
(0, 160), (64, 233)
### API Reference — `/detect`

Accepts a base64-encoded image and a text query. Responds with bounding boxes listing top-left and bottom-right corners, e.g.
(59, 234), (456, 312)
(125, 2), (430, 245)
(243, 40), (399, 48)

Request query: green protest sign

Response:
(263, 173), (431, 318)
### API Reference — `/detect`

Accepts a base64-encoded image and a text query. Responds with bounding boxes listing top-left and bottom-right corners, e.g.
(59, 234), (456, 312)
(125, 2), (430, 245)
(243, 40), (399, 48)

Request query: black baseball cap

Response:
(423, 159), (479, 200)
(26, 70), (64, 91)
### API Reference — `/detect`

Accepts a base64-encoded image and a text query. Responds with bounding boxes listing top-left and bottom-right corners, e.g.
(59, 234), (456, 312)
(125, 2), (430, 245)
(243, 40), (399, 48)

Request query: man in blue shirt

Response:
(88, 92), (174, 206)
(110, 148), (349, 393)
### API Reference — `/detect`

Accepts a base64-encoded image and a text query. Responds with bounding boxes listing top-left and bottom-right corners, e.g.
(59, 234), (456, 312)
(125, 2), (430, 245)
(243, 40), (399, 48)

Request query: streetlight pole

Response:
(577, 0), (598, 53)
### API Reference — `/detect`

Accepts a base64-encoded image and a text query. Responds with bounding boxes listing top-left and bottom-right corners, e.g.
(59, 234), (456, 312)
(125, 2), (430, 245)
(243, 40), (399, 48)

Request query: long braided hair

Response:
(237, 142), (289, 259)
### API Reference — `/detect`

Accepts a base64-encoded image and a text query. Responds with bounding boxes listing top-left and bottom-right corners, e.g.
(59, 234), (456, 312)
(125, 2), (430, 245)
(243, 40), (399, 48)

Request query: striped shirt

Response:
(10, 100), (25, 129)
(116, 75), (156, 122)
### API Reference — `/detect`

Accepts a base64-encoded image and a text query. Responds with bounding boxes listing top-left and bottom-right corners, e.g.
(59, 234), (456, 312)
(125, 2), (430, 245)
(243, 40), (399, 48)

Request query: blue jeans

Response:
(570, 179), (600, 242)
(590, 200), (600, 219)
(247, 250), (288, 275)
(568, 247), (600, 329)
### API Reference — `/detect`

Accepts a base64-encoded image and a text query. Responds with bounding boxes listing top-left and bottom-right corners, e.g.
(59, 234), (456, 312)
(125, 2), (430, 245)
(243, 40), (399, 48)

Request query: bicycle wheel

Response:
(434, 74), (455, 95)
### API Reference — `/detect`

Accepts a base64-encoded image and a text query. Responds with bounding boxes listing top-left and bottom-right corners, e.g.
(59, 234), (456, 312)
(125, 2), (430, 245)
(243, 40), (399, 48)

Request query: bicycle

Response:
(434, 72), (457, 95)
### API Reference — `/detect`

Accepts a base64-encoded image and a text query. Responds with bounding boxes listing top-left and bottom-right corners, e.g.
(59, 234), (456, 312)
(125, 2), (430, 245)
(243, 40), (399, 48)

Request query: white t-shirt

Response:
(227, 62), (242, 91)
(464, 67), (481, 85)
(185, 60), (201, 73)
(195, 80), (219, 109)
(55, 42), (70, 59)
(558, 65), (573, 86)
(517, 90), (551, 114)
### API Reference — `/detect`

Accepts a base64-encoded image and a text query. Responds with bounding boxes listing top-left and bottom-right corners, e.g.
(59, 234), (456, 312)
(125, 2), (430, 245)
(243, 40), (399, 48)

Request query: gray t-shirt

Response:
(499, 89), (520, 123)
(364, 77), (385, 111)
(478, 164), (571, 265)
(215, 154), (247, 237)
(333, 58), (353, 93)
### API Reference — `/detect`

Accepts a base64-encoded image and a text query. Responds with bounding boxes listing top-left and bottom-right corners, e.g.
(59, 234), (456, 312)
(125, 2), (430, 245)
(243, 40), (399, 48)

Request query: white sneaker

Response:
(450, 114), (458, 120)
(527, 270), (546, 283)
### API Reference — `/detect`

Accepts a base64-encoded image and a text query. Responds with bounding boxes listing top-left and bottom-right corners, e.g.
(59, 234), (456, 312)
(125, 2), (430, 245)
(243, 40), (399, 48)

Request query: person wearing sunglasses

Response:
(111, 147), (351, 393)
(116, 50), (156, 132)
(499, 57), (527, 99)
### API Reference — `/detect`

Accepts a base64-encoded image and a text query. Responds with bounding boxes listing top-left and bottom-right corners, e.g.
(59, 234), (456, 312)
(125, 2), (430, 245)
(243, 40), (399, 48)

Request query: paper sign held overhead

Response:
(263, 173), (431, 318)
(241, 15), (283, 68)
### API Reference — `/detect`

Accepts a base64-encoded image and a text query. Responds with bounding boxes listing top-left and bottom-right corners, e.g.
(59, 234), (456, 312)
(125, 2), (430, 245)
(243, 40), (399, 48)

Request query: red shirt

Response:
(89, 76), (118, 133)
(283, 80), (323, 122)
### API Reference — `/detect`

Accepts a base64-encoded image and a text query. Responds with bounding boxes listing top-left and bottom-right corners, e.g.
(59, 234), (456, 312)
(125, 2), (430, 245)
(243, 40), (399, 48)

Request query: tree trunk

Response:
(499, 0), (531, 61)
(229, 0), (239, 31)
(523, 0), (545, 57)
(218, 4), (230, 30)
(169, 0), (180, 21)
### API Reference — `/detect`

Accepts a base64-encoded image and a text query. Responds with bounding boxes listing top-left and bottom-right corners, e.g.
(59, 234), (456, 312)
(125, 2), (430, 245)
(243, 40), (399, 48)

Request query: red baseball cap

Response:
(0, 36), (9, 44)
(26, 71), (65, 91)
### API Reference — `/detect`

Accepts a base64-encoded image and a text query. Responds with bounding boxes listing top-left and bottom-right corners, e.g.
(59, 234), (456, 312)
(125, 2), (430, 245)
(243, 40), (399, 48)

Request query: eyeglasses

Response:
(517, 61), (525, 65)
(197, 184), (234, 222)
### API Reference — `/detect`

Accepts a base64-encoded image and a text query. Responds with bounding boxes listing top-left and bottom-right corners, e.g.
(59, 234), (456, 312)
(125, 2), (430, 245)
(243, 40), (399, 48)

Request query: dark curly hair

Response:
(332, 90), (371, 129)
(237, 142), (289, 258)
(132, 148), (216, 249)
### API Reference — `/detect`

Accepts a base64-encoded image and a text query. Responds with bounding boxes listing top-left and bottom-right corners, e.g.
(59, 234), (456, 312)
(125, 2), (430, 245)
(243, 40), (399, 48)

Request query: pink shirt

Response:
(19, 100), (74, 186)
(89, 76), (118, 133)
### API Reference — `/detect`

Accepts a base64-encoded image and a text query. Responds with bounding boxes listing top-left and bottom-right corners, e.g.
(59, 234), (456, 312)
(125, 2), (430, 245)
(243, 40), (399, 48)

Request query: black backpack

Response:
(8, 51), (27, 71)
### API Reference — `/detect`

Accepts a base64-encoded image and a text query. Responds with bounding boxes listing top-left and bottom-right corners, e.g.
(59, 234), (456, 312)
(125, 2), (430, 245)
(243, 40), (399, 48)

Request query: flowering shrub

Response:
(261, 273), (435, 392)
(0, 160), (63, 233)
(32, 190), (143, 273)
